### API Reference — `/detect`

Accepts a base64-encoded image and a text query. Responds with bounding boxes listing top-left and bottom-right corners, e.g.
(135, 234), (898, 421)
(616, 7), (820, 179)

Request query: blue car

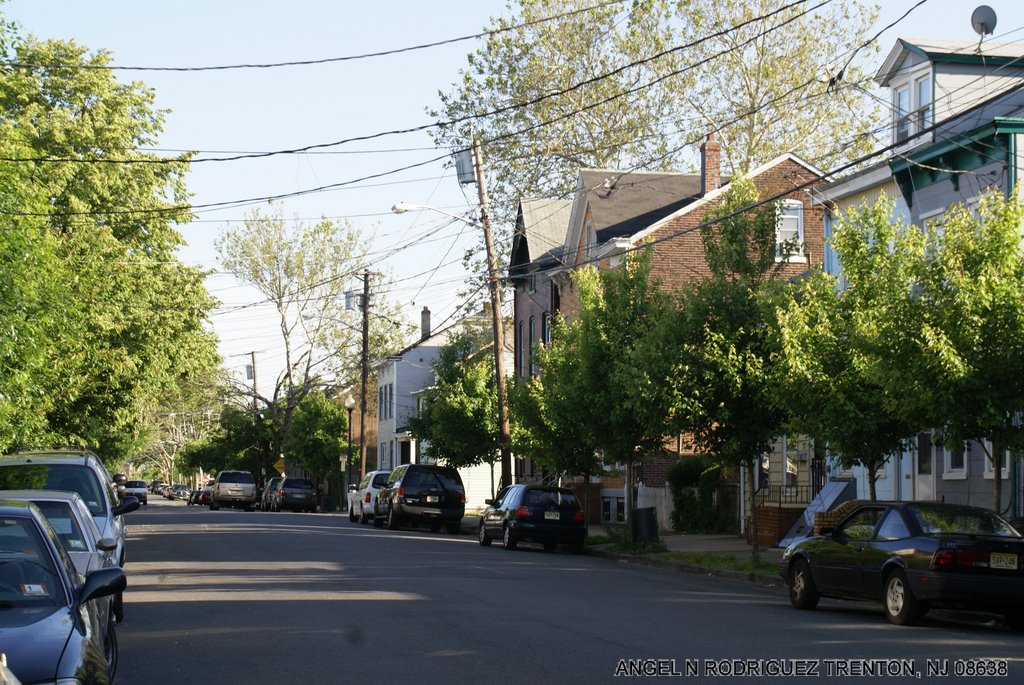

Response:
(0, 500), (125, 683)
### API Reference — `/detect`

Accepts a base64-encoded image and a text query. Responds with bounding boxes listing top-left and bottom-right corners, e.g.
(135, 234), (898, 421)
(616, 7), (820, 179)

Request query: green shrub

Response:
(668, 459), (736, 533)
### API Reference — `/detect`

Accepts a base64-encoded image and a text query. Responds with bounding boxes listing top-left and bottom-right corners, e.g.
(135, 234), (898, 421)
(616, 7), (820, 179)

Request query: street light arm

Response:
(391, 202), (480, 227)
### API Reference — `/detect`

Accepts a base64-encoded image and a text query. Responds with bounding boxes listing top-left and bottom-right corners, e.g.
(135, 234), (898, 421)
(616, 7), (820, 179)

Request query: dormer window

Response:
(893, 71), (932, 144)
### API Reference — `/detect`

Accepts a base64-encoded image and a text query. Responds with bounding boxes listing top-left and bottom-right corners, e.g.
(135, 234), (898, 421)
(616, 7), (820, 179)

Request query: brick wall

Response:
(748, 505), (803, 547)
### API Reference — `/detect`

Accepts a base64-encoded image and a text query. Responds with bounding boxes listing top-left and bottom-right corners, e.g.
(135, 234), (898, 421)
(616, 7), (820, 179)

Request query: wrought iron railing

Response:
(756, 484), (815, 507)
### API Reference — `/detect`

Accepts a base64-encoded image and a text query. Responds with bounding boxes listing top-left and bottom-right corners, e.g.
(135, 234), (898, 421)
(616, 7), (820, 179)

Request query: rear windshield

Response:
(218, 472), (254, 484)
(371, 473), (390, 488)
(0, 464), (107, 517)
(284, 478), (313, 489)
(525, 489), (580, 509)
(33, 501), (90, 552)
(910, 504), (1020, 537)
(0, 516), (64, 607)
(125, 481), (146, 488)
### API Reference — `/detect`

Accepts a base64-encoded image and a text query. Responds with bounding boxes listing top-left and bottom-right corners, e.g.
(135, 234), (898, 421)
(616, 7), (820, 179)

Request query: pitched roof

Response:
(515, 197), (573, 266)
(578, 169), (703, 242)
(876, 38), (1024, 86)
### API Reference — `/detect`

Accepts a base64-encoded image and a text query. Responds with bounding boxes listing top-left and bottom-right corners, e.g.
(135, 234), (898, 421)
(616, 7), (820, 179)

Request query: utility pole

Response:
(359, 270), (370, 481)
(249, 351), (258, 411)
(472, 137), (513, 489)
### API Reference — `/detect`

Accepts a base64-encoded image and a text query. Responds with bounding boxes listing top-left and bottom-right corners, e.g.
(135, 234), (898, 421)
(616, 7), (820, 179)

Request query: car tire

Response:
(104, 616), (118, 681)
(1004, 611), (1024, 631)
(479, 522), (492, 546)
(349, 506), (358, 523)
(788, 558), (820, 610)
(502, 524), (518, 551)
(386, 505), (401, 531)
(446, 521), (461, 535)
(884, 568), (925, 625)
(570, 540), (586, 555)
(359, 508), (370, 525)
(112, 591), (124, 623)
(373, 513), (384, 528)
(429, 522), (441, 533)
(210, 501), (219, 511)
(542, 541), (557, 552)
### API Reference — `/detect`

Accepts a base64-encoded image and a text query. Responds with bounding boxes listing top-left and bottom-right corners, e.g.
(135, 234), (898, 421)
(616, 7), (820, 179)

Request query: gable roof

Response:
(876, 38), (1024, 86)
(577, 169), (703, 243)
(509, 198), (573, 276)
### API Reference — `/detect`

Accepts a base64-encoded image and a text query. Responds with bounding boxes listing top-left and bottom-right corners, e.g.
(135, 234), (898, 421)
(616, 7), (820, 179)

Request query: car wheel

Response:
(349, 506), (358, 523)
(570, 540), (586, 555)
(359, 508), (370, 525)
(542, 541), (557, 552)
(104, 617), (118, 681)
(788, 558), (820, 610)
(372, 512), (384, 528)
(386, 506), (401, 530)
(502, 524), (518, 551)
(479, 522), (492, 546)
(210, 501), (219, 511)
(112, 592), (124, 623)
(429, 522), (441, 533)
(1004, 611), (1024, 631)
(884, 568), (925, 625)
(446, 521), (461, 535)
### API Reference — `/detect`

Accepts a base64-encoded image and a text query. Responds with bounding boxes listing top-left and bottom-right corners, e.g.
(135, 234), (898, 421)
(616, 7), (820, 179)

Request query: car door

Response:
(484, 486), (515, 538)
(811, 506), (886, 598)
(858, 507), (914, 598)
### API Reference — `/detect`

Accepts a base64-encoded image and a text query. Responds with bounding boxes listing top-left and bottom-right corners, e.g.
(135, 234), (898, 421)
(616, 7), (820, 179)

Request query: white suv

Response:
(349, 470), (390, 524)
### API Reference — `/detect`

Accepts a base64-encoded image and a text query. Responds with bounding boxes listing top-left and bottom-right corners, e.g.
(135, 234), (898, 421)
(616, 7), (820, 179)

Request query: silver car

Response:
(0, 490), (121, 674)
(0, 450), (140, 621)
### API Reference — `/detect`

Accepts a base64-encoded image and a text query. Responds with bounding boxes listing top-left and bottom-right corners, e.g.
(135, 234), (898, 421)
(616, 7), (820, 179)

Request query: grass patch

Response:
(653, 551), (778, 577)
(585, 534), (613, 546)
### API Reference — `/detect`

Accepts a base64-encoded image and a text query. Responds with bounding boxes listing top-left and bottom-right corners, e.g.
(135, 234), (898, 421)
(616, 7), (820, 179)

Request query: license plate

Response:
(426, 495), (439, 503)
(544, 511), (560, 520)
(991, 553), (1018, 570)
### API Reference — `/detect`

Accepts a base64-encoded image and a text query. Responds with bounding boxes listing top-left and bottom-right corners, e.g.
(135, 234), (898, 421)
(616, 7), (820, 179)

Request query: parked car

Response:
(781, 501), (1024, 628)
(373, 464), (464, 533)
(0, 449), (139, 622)
(349, 470), (390, 524)
(0, 490), (120, 673)
(210, 470), (257, 511)
(170, 485), (190, 501)
(260, 477), (284, 512)
(123, 480), (148, 506)
(186, 489), (203, 505)
(148, 480), (164, 494)
(199, 482), (213, 506)
(0, 500), (126, 684)
(479, 484), (587, 553)
(272, 477), (318, 513)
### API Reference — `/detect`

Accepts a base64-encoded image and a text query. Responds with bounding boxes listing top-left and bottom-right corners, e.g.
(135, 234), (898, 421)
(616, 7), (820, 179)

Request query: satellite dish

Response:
(971, 5), (997, 37)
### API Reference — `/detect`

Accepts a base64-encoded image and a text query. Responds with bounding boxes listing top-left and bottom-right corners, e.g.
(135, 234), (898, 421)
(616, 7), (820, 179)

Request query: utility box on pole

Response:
(455, 149), (476, 185)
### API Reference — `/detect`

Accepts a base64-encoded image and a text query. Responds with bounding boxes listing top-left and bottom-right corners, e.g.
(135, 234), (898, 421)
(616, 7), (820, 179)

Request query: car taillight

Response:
(364, 493), (371, 503)
(933, 548), (990, 568)
(573, 510), (585, 523)
(516, 505), (531, 520)
(398, 486), (405, 498)
(460, 490), (465, 502)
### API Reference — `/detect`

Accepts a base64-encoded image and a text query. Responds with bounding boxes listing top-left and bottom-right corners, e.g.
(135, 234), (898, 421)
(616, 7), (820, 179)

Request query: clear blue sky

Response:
(6, 0), (1024, 389)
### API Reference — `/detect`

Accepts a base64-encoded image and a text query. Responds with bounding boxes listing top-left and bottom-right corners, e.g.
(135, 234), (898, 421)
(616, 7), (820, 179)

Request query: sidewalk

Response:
(461, 515), (787, 589)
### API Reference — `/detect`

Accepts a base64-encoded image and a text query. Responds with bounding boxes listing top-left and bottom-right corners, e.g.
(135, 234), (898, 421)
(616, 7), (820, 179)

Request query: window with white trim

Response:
(892, 71), (932, 145)
(776, 200), (804, 260)
(982, 440), (1011, 480)
(528, 316), (536, 376)
(941, 444), (967, 480)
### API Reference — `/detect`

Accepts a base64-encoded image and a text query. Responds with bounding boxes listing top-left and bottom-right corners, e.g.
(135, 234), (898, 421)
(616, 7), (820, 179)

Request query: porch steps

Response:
(776, 480), (857, 548)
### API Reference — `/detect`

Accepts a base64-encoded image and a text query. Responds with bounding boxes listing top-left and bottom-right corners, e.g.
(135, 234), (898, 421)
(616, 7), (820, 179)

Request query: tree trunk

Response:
(745, 458), (760, 561)
(868, 465), (877, 501)
(624, 459), (634, 544)
(992, 439), (1003, 514)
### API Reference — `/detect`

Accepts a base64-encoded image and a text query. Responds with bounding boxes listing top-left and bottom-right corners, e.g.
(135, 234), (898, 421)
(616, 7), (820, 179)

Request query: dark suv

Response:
(272, 477), (317, 513)
(210, 470), (257, 511)
(373, 463), (465, 533)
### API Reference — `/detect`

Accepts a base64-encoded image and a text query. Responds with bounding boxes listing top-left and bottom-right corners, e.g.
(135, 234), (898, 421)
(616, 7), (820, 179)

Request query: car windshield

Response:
(31, 501), (91, 553)
(0, 516), (63, 607)
(525, 489), (580, 509)
(0, 464), (107, 517)
(910, 504), (1020, 538)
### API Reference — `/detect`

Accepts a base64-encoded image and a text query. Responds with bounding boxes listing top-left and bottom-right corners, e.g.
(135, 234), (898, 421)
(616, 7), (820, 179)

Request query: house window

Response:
(941, 444), (967, 480)
(776, 200), (804, 260)
(982, 440), (1011, 480)
(542, 313), (552, 346)
(528, 273), (537, 293)
(528, 316), (536, 376)
(517, 321), (526, 377)
(893, 71), (932, 144)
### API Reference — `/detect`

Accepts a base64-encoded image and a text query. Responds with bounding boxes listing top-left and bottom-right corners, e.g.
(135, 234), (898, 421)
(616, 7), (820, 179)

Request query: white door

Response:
(914, 433), (935, 502)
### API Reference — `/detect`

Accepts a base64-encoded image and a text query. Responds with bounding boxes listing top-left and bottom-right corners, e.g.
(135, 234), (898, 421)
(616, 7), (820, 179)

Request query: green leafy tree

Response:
(775, 198), (925, 500)
(285, 391), (349, 490)
(666, 178), (791, 558)
(408, 328), (503, 486)
(907, 194), (1024, 514)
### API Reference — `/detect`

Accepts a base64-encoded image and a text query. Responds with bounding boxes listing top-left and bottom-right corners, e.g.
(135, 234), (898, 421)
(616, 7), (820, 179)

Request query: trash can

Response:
(633, 507), (659, 543)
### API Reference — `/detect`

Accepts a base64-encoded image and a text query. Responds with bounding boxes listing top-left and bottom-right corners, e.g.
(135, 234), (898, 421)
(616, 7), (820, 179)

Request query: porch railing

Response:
(756, 484), (815, 507)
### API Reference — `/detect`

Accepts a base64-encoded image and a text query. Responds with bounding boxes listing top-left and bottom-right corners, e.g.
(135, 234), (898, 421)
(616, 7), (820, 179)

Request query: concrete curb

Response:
(586, 548), (786, 591)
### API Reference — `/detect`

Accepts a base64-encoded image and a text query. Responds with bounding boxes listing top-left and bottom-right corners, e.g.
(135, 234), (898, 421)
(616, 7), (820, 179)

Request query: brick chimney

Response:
(420, 306), (431, 340)
(700, 133), (721, 196)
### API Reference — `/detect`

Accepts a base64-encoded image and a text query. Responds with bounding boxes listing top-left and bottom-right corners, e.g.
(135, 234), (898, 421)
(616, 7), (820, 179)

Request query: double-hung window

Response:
(776, 200), (804, 260)
(893, 70), (932, 145)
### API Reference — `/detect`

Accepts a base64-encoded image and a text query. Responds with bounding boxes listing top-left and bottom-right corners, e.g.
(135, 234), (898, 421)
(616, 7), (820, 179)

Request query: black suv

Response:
(373, 464), (465, 533)
(273, 477), (317, 513)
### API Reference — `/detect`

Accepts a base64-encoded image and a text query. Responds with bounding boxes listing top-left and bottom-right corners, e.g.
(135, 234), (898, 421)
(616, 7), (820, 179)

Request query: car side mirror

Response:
(113, 496), (140, 517)
(348, 484), (358, 493)
(79, 567), (126, 605)
(819, 527), (834, 537)
(484, 499), (493, 506)
(97, 537), (117, 552)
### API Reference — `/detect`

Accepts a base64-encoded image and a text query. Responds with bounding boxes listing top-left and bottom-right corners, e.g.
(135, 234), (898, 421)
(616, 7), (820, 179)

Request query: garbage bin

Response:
(632, 507), (659, 543)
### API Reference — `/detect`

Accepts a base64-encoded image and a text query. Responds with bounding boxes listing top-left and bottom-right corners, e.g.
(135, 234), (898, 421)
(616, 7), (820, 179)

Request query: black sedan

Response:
(0, 500), (126, 683)
(780, 500), (1024, 628)
(479, 484), (587, 553)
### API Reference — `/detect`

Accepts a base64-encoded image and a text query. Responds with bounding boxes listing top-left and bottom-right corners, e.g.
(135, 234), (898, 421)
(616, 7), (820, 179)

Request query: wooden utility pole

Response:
(472, 137), (513, 488)
(359, 270), (370, 480)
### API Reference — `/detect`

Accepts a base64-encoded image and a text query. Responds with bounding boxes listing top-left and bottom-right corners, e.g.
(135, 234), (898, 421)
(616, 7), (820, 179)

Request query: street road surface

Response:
(116, 499), (1024, 684)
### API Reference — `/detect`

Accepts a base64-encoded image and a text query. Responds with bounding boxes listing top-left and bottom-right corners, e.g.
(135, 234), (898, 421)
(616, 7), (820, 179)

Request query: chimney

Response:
(420, 306), (431, 340)
(700, 133), (721, 196)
